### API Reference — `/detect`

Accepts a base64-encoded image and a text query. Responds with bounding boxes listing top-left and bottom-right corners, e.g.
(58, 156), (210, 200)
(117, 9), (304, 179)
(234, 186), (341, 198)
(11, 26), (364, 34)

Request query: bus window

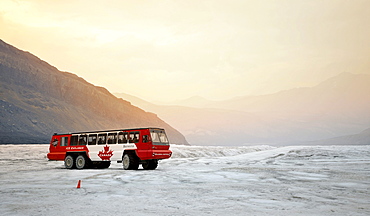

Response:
(70, 135), (78, 146)
(142, 135), (149, 143)
(107, 133), (117, 144)
(118, 132), (128, 143)
(150, 129), (169, 144)
(61, 137), (68, 146)
(158, 132), (169, 143)
(97, 134), (107, 145)
(88, 134), (97, 145)
(129, 132), (140, 143)
(52, 138), (58, 147)
(151, 132), (160, 143)
(79, 135), (87, 145)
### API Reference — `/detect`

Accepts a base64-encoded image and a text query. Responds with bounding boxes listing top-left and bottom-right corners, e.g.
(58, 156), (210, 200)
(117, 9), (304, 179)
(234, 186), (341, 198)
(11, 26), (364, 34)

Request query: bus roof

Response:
(53, 127), (165, 136)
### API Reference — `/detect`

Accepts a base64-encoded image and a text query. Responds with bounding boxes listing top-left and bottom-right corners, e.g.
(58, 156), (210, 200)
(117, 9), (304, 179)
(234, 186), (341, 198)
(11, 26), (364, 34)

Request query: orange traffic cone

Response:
(76, 180), (81, 189)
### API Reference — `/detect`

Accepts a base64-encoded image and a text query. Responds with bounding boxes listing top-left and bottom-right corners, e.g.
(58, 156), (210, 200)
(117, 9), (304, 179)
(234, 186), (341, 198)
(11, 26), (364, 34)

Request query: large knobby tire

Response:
(122, 153), (139, 170)
(75, 155), (88, 169)
(142, 160), (158, 170)
(64, 155), (75, 169)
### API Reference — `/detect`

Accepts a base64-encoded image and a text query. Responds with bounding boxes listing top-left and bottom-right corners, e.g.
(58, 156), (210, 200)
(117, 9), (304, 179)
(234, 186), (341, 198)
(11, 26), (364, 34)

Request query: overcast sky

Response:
(1, 0), (369, 101)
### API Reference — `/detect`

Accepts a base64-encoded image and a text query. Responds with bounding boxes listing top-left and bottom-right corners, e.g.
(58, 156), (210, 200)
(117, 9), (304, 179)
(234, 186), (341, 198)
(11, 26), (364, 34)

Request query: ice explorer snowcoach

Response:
(47, 128), (172, 170)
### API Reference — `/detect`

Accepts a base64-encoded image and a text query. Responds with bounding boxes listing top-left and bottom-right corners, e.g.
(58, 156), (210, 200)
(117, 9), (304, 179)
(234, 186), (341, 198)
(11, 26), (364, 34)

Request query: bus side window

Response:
(88, 134), (97, 145)
(129, 132), (140, 143)
(61, 137), (68, 146)
(118, 132), (128, 144)
(107, 133), (117, 144)
(70, 135), (78, 146)
(98, 134), (107, 145)
(142, 135), (149, 143)
(79, 135), (87, 145)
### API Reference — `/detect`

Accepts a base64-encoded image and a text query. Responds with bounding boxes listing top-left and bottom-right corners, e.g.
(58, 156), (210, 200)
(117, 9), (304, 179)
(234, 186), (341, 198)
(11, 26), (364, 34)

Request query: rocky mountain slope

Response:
(0, 39), (188, 144)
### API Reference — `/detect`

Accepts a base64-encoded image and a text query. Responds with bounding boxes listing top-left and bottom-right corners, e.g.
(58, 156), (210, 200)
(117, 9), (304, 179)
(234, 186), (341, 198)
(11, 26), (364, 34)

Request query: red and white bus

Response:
(47, 128), (172, 170)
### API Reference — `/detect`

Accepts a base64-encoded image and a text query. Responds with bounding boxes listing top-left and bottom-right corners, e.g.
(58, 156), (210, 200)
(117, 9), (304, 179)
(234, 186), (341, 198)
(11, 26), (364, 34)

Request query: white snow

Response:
(0, 144), (369, 216)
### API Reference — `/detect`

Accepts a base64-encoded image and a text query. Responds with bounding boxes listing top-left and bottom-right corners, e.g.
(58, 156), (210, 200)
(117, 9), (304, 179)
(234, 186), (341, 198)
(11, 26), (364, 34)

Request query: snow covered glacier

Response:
(0, 144), (369, 216)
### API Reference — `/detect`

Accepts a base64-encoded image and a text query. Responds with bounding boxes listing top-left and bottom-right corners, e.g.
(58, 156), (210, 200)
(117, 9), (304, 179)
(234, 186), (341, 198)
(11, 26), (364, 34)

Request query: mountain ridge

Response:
(115, 72), (370, 145)
(0, 39), (188, 144)
(301, 127), (370, 145)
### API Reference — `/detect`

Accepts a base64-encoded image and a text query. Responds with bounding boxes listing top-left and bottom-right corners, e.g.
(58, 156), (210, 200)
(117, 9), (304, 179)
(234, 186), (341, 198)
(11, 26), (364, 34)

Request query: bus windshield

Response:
(150, 129), (169, 145)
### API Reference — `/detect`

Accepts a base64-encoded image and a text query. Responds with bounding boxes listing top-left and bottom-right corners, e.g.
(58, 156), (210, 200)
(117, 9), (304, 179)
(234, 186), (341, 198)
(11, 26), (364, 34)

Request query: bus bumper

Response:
(136, 150), (172, 160)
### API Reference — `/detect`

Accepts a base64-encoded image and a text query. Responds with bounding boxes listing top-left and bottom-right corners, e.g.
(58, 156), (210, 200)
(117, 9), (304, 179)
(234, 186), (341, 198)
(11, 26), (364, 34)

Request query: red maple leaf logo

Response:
(98, 145), (114, 161)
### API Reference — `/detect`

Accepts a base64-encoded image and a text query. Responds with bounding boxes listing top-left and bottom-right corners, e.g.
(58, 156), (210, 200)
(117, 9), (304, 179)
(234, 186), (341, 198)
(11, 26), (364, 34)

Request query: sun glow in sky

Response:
(1, 0), (369, 102)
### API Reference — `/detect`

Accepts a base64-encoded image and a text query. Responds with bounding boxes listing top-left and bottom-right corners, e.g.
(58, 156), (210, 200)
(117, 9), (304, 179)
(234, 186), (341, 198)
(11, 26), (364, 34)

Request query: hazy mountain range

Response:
(1, 38), (368, 146)
(0, 39), (188, 144)
(115, 72), (370, 145)
(302, 127), (370, 145)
